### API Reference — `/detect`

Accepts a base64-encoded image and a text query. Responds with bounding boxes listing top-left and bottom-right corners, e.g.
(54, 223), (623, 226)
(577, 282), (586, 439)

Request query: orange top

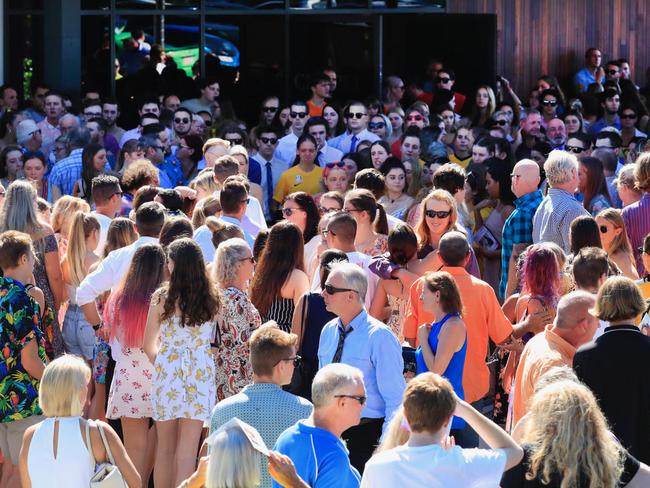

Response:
(307, 100), (326, 117)
(404, 267), (513, 403)
(511, 325), (576, 426)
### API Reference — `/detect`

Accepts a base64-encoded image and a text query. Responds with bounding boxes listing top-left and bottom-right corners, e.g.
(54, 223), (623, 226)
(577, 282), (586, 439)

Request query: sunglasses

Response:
(274, 355), (302, 368)
(607, 69), (619, 75)
(325, 161), (346, 169)
(407, 114), (423, 121)
(494, 120), (508, 126)
(319, 206), (340, 214)
(425, 209), (452, 219)
(566, 146), (585, 154)
(599, 225), (609, 234)
(621, 114), (637, 120)
(240, 198), (250, 204)
(260, 137), (278, 145)
(346, 112), (366, 119)
(227, 137), (243, 146)
(368, 122), (386, 129)
(239, 256), (256, 264)
(334, 394), (367, 405)
(323, 283), (357, 295)
(436, 77), (451, 84)
(542, 100), (558, 106)
(282, 207), (304, 216)
(263, 106), (278, 113)
(290, 111), (308, 119)
(84, 112), (101, 118)
(174, 117), (190, 124)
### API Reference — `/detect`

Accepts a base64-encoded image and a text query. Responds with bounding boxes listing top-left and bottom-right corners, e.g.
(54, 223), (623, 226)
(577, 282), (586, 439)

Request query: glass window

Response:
(114, 15), (157, 78)
(81, 0), (110, 9)
(115, 0), (156, 8)
(5, 14), (44, 101)
(205, 0), (284, 10)
(371, 0), (444, 6)
(6, 0), (43, 9)
(289, 0), (367, 9)
(82, 16), (112, 97)
(161, 0), (200, 8)
(161, 16), (201, 78)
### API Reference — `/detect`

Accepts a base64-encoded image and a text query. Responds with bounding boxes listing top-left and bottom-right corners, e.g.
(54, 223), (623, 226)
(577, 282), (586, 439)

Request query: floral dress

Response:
(386, 295), (408, 342)
(214, 287), (261, 402)
(107, 343), (154, 419)
(151, 316), (216, 422)
(34, 234), (64, 359)
(358, 234), (388, 257)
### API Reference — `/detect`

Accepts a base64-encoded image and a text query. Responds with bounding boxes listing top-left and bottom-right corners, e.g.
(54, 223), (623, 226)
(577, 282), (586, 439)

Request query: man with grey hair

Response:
(317, 261), (405, 473)
(532, 150), (589, 253)
(47, 126), (95, 200)
(273, 363), (364, 487)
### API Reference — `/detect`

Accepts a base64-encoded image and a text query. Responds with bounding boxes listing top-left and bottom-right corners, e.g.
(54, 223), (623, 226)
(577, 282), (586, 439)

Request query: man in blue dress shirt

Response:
(328, 102), (380, 154)
(317, 261), (405, 473)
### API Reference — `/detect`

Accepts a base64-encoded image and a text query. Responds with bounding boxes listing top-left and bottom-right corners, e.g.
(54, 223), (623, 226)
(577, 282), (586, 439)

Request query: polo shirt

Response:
(273, 165), (323, 202)
(511, 325), (575, 426)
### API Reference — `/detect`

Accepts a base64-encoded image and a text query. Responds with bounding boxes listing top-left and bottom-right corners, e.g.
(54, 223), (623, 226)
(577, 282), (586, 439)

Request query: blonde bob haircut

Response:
(414, 189), (460, 251)
(206, 425), (261, 488)
(591, 275), (646, 322)
(39, 355), (91, 417)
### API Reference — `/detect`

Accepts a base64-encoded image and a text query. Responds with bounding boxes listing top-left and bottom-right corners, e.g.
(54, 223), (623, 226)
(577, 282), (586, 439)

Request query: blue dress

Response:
(415, 313), (467, 429)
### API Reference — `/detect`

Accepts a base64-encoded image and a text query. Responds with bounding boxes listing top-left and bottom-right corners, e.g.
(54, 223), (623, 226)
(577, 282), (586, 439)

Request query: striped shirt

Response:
(532, 188), (590, 254)
(622, 192), (650, 275)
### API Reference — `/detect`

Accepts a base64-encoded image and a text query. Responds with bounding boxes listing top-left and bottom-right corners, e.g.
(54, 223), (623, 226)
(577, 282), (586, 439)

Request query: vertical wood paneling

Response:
(448, 0), (650, 96)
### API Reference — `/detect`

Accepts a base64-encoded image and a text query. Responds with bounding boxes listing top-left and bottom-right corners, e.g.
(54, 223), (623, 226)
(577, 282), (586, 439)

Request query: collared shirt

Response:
(532, 188), (590, 253)
(623, 192), (650, 274)
(316, 143), (344, 167)
(318, 309), (405, 429)
(37, 119), (61, 157)
(220, 215), (256, 249)
(76, 236), (159, 306)
(273, 132), (299, 166)
(499, 190), (543, 300)
(588, 115), (622, 136)
(119, 127), (141, 148)
(251, 155), (288, 218)
(162, 154), (186, 187)
(328, 129), (380, 154)
(210, 383), (313, 488)
(512, 325), (576, 425)
(48, 148), (84, 198)
(574, 67), (605, 93)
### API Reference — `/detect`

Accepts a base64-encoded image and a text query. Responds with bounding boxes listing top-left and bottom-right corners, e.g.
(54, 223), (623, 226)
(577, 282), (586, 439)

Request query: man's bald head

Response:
(553, 290), (599, 347)
(511, 159), (541, 198)
(438, 231), (470, 267)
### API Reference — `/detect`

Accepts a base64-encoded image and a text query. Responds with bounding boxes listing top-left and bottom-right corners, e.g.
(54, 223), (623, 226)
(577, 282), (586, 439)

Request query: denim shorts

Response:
(62, 304), (96, 360)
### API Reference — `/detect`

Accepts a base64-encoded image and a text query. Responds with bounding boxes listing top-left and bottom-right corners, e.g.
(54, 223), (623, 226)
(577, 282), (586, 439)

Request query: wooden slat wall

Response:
(448, 0), (650, 97)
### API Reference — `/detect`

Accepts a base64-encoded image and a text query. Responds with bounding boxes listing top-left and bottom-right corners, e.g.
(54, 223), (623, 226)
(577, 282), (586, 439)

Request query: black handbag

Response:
(286, 294), (314, 399)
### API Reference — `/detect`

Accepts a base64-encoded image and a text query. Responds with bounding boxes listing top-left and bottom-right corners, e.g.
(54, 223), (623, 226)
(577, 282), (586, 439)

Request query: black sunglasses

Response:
(494, 120), (508, 126)
(607, 69), (619, 75)
(325, 161), (346, 169)
(318, 206), (340, 214)
(263, 106), (278, 113)
(290, 111), (308, 119)
(368, 122), (386, 129)
(240, 198), (250, 204)
(334, 394), (367, 405)
(425, 209), (452, 219)
(436, 77), (451, 84)
(260, 137), (278, 145)
(566, 146), (585, 154)
(599, 225), (609, 234)
(346, 112), (365, 119)
(274, 355), (302, 368)
(174, 117), (190, 124)
(621, 114), (637, 120)
(542, 100), (558, 106)
(407, 114), (424, 121)
(227, 137), (243, 146)
(282, 207), (304, 216)
(324, 283), (357, 295)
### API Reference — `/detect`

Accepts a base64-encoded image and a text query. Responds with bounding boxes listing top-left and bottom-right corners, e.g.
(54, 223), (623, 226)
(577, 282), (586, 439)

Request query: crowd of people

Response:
(0, 45), (650, 487)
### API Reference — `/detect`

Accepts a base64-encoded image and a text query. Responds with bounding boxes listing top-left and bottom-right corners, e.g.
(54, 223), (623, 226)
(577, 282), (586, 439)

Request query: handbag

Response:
(286, 293), (313, 398)
(85, 420), (128, 488)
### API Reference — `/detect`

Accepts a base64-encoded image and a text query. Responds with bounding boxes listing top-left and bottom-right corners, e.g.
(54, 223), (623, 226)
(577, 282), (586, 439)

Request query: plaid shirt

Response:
(532, 188), (589, 254)
(47, 148), (83, 199)
(499, 190), (543, 300)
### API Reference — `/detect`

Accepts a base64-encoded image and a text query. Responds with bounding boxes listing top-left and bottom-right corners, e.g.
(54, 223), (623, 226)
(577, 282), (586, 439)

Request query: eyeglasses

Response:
(227, 137), (243, 146)
(638, 247), (649, 255)
(566, 145), (585, 154)
(368, 122), (386, 130)
(346, 112), (366, 119)
(290, 111), (308, 119)
(395, 85), (405, 90)
(112, 191), (124, 198)
(282, 207), (304, 216)
(425, 209), (452, 219)
(274, 355), (302, 368)
(174, 117), (190, 124)
(542, 100), (558, 106)
(436, 77), (451, 84)
(240, 198), (250, 204)
(407, 114), (423, 121)
(324, 283), (357, 295)
(262, 106), (278, 113)
(621, 114), (637, 120)
(607, 69), (619, 75)
(239, 256), (256, 264)
(510, 173), (522, 179)
(320, 228), (337, 237)
(84, 112), (101, 118)
(334, 394), (367, 405)
(343, 207), (363, 213)
(260, 137), (278, 145)
(494, 120), (508, 126)
(325, 161), (346, 169)
(0, 191), (5, 197)
(599, 225), (609, 234)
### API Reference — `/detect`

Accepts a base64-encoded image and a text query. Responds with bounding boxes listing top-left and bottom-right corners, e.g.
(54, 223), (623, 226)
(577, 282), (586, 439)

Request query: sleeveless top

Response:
(264, 297), (294, 333)
(27, 416), (95, 487)
(415, 313), (467, 429)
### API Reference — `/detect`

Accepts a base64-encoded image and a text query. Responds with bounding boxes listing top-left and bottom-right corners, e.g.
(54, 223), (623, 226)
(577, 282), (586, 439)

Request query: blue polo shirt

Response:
(273, 420), (361, 488)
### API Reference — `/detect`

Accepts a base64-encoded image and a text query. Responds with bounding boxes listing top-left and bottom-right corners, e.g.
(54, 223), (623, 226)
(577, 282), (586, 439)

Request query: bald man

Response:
(499, 159), (543, 300)
(511, 291), (598, 425)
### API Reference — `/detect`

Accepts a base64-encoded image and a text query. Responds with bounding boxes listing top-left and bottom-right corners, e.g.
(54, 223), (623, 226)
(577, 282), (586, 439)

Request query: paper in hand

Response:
(208, 417), (270, 456)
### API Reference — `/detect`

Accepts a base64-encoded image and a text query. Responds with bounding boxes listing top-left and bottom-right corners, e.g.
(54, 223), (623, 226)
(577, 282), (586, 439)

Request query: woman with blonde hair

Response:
(19, 355), (141, 488)
(50, 195), (91, 253)
(501, 380), (633, 488)
(191, 169), (219, 201)
(61, 211), (100, 360)
(596, 208), (639, 279)
(412, 189), (480, 277)
(465, 85), (496, 128)
(191, 195), (221, 229)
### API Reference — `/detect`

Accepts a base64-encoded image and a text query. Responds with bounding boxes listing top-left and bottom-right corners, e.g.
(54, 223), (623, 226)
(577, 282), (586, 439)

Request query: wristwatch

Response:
(92, 322), (102, 331)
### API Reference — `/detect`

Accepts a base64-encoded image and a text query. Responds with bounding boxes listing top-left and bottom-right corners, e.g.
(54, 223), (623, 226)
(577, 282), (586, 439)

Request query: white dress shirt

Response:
(273, 132), (299, 166)
(328, 129), (380, 154)
(316, 143), (344, 166)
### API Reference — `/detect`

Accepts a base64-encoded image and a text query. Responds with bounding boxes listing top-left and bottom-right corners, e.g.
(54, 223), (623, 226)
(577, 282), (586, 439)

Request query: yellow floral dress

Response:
(151, 316), (216, 422)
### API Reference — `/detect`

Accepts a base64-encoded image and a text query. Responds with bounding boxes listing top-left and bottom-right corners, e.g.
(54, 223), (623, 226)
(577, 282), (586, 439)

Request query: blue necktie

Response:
(265, 162), (274, 215)
(350, 134), (358, 153)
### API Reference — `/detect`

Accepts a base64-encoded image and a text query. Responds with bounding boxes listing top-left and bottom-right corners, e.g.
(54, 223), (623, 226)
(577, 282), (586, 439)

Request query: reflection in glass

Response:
(114, 15), (156, 77)
(161, 0), (200, 9)
(81, 0), (111, 9)
(6, 0), (43, 9)
(115, 0), (156, 8)
(371, 0), (445, 7)
(82, 16), (112, 97)
(5, 14), (44, 100)
(289, 0), (367, 8)
(161, 17), (200, 77)
(205, 0), (284, 9)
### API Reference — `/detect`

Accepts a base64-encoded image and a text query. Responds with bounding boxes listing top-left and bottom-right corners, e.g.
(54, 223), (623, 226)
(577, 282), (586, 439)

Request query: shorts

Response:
(62, 304), (96, 360)
(93, 339), (110, 384)
(0, 415), (44, 464)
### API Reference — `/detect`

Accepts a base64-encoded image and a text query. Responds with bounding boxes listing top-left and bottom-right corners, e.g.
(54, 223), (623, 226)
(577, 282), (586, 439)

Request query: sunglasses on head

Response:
(260, 136), (278, 145)
(542, 100), (558, 106)
(566, 146), (585, 154)
(368, 122), (386, 129)
(346, 112), (366, 119)
(174, 117), (190, 124)
(263, 106), (278, 113)
(425, 209), (452, 219)
(227, 137), (243, 145)
(436, 77), (451, 84)
(323, 283), (357, 295)
(290, 111), (308, 119)
(325, 161), (346, 169)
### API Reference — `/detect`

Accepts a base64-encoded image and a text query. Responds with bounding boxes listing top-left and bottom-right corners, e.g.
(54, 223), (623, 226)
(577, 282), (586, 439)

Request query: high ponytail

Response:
(66, 211), (100, 286)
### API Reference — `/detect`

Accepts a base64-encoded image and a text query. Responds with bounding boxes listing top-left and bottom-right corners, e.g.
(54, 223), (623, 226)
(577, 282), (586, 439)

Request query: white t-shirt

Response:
(361, 444), (507, 488)
(92, 212), (112, 257)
